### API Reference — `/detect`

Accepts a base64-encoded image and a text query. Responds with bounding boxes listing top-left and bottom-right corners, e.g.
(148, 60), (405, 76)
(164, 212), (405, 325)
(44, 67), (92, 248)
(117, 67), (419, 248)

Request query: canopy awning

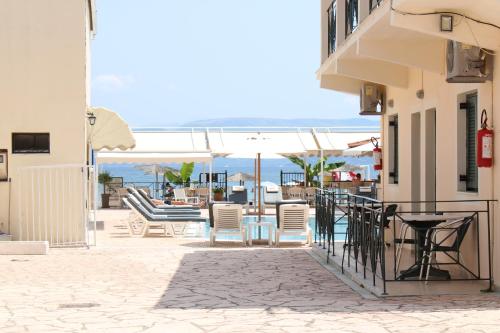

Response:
(343, 142), (380, 157)
(315, 132), (380, 156)
(96, 131), (212, 164)
(96, 152), (212, 164)
(207, 131), (318, 156)
(87, 107), (136, 150)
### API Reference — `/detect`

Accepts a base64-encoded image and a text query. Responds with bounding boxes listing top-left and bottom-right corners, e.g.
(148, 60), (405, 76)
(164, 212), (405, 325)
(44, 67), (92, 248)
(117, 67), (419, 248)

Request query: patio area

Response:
(1, 209), (500, 332)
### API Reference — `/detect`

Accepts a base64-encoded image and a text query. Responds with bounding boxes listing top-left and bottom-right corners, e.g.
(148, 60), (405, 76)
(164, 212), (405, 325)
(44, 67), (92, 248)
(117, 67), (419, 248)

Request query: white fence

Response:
(11, 165), (90, 247)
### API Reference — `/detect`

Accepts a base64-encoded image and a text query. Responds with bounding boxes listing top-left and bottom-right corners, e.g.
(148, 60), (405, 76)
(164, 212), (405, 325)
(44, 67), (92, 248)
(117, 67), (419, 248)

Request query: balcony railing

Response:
(327, 1), (337, 55)
(345, 0), (358, 37)
(315, 189), (494, 295)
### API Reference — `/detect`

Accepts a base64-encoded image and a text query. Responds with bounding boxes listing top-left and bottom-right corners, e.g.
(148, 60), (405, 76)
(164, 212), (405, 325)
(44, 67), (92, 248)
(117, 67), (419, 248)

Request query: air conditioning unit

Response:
(360, 83), (384, 116)
(446, 40), (493, 83)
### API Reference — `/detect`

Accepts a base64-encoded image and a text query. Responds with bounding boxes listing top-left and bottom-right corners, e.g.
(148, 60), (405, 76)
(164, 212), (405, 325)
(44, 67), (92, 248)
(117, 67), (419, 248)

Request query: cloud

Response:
(93, 74), (135, 91)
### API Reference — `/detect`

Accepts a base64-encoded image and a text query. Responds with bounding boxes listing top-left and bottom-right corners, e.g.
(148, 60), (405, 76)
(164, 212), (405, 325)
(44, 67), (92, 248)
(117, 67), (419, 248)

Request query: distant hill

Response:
(180, 117), (379, 128)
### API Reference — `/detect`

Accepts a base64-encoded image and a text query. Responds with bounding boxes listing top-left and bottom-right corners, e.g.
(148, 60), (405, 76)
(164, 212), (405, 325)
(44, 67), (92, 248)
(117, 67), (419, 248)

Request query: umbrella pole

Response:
(253, 158), (257, 214)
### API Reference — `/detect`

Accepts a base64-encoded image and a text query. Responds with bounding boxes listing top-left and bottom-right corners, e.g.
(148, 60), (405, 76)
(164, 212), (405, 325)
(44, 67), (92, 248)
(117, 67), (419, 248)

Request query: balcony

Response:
(318, 0), (500, 95)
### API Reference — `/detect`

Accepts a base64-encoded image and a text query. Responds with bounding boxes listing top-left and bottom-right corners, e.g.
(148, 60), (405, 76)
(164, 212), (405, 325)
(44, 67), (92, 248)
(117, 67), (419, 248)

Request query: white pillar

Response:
(303, 153), (308, 188)
(209, 161), (213, 202)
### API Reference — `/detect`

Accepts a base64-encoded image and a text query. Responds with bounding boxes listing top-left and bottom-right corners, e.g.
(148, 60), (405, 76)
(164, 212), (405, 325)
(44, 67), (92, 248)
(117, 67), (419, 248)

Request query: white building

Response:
(0, 0), (96, 246)
(318, 0), (500, 289)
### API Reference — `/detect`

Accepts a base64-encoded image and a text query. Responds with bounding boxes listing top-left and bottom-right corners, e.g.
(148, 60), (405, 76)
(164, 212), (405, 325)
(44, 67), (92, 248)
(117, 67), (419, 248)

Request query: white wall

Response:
(383, 66), (497, 281)
(0, 0), (92, 238)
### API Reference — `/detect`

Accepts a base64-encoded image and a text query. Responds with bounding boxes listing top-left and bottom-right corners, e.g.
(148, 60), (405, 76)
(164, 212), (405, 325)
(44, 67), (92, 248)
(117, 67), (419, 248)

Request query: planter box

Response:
(0, 241), (49, 255)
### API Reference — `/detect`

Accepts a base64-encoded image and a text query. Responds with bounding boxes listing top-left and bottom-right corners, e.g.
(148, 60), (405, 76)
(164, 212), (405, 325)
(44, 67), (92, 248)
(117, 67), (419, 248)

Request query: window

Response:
(457, 92), (478, 192)
(345, 0), (358, 37)
(327, 1), (337, 55)
(388, 115), (399, 184)
(12, 133), (50, 154)
(369, 0), (382, 13)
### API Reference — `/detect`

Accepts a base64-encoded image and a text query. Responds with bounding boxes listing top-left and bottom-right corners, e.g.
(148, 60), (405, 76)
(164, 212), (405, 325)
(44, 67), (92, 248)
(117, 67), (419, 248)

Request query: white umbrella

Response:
(87, 107), (136, 151)
(228, 172), (256, 184)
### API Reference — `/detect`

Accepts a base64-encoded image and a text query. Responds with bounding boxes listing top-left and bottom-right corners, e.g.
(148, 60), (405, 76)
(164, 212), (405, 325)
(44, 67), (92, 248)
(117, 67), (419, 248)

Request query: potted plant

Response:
(213, 187), (225, 201)
(98, 171), (113, 208)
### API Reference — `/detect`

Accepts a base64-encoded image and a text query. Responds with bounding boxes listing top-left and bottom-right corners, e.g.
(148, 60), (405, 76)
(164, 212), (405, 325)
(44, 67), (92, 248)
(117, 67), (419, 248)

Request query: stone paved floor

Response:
(1, 210), (500, 332)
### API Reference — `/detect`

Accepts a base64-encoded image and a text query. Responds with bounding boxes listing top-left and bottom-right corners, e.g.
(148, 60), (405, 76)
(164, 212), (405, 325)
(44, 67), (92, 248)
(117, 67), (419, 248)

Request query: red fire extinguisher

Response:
(478, 109), (494, 168)
(372, 137), (382, 170)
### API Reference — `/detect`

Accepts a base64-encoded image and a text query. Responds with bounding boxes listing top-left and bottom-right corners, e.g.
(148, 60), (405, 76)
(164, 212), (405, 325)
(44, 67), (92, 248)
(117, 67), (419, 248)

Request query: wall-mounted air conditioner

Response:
(446, 40), (493, 83)
(360, 83), (384, 116)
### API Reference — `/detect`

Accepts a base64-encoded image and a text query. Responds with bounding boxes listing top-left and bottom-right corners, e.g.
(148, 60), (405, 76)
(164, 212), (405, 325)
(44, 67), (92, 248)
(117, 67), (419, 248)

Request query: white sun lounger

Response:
(276, 204), (311, 247)
(210, 204), (246, 246)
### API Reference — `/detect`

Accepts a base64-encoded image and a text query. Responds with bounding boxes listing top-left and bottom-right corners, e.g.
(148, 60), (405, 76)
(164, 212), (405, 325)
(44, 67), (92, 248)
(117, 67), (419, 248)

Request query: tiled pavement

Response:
(1, 210), (500, 332)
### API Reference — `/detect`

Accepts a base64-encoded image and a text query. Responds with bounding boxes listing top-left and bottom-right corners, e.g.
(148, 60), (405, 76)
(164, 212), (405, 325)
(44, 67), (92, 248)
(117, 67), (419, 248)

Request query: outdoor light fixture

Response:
(87, 112), (96, 126)
(440, 14), (453, 32)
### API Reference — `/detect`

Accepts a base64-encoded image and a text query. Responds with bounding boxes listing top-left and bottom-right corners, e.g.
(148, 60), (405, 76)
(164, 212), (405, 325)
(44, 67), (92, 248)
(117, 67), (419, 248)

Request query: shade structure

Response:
(228, 172), (255, 183)
(227, 152), (285, 159)
(96, 131), (212, 164)
(96, 152), (212, 164)
(314, 132), (379, 156)
(343, 142), (380, 157)
(208, 131), (317, 156)
(87, 107), (135, 150)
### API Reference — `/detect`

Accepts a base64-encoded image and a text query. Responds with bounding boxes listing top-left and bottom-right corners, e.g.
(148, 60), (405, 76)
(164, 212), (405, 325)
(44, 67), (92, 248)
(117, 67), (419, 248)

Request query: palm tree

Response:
(164, 162), (195, 186)
(287, 156), (345, 187)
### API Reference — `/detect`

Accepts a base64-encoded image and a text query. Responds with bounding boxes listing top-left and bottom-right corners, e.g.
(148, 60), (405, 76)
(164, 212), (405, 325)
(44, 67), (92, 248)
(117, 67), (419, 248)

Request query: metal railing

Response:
(280, 171), (304, 187)
(315, 189), (494, 294)
(327, 1), (337, 55)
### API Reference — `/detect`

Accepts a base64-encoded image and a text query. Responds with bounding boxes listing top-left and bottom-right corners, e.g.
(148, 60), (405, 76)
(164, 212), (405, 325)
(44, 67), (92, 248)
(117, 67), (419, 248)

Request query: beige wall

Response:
(0, 0), (92, 236)
(382, 63), (498, 281)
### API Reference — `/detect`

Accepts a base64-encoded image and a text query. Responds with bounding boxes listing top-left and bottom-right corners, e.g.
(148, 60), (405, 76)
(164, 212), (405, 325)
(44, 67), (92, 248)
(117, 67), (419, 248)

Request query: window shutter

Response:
(465, 93), (478, 192)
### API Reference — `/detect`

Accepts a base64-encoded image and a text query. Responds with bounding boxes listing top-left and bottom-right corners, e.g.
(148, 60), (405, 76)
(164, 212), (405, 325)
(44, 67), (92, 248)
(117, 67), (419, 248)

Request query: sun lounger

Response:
(210, 204), (246, 246)
(135, 188), (200, 210)
(123, 197), (206, 237)
(276, 204), (311, 247)
(127, 188), (200, 215)
(228, 186), (249, 214)
(263, 185), (283, 207)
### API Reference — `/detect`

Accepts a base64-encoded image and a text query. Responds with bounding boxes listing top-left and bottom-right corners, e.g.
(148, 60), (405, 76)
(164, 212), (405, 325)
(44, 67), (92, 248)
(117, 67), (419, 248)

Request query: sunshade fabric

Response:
(315, 132), (379, 156)
(87, 107), (136, 150)
(343, 142), (380, 157)
(96, 131), (212, 164)
(96, 152), (212, 164)
(208, 131), (317, 156)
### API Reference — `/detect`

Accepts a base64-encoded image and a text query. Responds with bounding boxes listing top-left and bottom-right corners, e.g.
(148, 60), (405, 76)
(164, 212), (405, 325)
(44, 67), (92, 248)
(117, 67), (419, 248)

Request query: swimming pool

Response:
(200, 215), (348, 242)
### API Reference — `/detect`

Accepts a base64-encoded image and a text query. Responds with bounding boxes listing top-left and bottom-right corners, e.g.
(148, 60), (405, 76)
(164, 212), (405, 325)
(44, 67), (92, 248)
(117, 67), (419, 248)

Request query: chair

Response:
(419, 215), (475, 281)
(123, 197), (206, 237)
(304, 187), (316, 205)
(210, 204), (246, 246)
(276, 204), (311, 247)
(287, 186), (304, 200)
(173, 188), (199, 204)
(263, 186), (283, 207)
(228, 186), (249, 214)
(195, 188), (210, 205)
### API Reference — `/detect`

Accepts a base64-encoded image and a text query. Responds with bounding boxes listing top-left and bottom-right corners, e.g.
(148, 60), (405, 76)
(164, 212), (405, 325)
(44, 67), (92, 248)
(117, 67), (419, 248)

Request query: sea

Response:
(100, 155), (376, 193)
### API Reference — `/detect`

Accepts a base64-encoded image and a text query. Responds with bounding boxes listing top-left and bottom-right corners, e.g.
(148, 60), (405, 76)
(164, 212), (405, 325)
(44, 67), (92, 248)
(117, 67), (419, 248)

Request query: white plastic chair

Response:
(173, 188), (199, 204)
(276, 204), (311, 247)
(210, 204), (246, 246)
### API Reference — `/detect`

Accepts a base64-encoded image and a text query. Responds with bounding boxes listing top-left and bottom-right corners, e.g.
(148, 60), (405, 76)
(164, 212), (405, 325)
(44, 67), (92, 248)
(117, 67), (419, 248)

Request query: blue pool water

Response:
(202, 216), (348, 242)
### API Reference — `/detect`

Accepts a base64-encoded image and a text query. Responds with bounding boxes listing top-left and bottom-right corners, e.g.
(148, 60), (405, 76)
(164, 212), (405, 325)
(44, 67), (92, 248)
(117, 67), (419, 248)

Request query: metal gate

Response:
(11, 164), (89, 247)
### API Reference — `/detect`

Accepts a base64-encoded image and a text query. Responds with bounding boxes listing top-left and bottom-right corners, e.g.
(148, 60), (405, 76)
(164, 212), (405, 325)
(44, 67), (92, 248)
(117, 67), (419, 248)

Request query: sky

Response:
(91, 0), (360, 127)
